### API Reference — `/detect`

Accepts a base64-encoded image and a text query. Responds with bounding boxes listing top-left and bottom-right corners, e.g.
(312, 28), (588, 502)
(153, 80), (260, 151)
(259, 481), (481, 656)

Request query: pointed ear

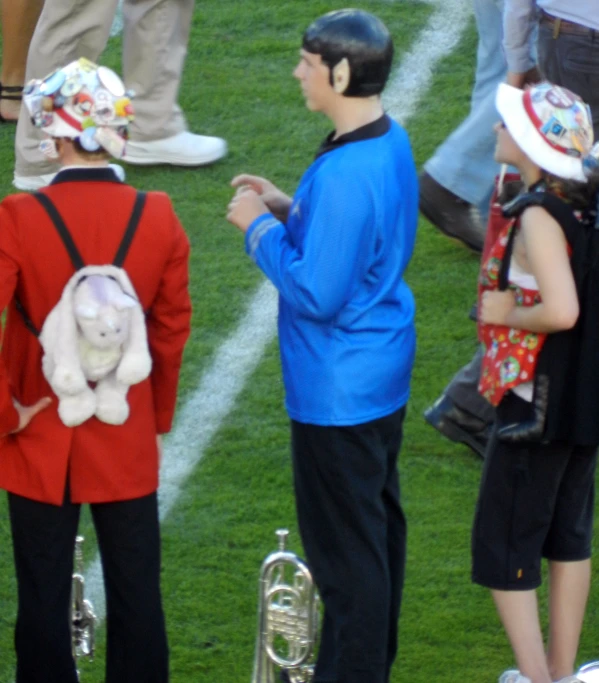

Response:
(332, 58), (350, 94)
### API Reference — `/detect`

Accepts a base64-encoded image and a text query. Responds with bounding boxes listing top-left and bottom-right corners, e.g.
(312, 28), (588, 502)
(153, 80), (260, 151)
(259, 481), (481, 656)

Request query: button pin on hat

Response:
(39, 70), (66, 96)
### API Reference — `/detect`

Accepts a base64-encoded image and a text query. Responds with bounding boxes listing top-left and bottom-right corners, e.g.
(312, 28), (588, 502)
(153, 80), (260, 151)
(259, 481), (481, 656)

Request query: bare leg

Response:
(546, 559), (591, 681)
(492, 589), (552, 683)
(0, 0), (44, 119)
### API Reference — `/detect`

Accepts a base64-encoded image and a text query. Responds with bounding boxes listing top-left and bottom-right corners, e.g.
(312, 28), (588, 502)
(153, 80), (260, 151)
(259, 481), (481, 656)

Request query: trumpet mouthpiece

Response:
(276, 529), (289, 551)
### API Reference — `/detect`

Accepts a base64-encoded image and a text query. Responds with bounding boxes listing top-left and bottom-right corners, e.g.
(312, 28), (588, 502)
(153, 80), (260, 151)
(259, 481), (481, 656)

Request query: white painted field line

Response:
(110, 1), (123, 37)
(78, 0), (473, 635)
(383, 0), (472, 124)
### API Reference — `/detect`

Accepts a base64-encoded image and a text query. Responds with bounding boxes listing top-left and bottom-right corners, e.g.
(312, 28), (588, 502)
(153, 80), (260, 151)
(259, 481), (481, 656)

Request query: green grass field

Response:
(1, 2), (598, 682)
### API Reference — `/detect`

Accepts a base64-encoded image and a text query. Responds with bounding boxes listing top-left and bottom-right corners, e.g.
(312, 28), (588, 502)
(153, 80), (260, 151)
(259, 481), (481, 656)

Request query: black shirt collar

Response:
(315, 114), (391, 159)
(50, 166), (124, 185)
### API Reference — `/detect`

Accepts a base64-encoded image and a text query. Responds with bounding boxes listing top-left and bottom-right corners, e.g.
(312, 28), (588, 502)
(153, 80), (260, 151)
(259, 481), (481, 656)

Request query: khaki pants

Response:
(15, 0), (194, 176)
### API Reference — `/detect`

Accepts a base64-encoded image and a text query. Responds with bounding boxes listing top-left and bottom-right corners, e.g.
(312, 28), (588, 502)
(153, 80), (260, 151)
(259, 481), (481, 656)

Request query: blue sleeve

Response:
(244, 169), (376, 321)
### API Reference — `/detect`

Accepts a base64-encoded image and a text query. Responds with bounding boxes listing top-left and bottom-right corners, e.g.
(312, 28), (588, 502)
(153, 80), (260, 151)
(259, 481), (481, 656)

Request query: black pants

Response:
(291, 407), (407, 683)
(8, 489), (169, 683)
(472, 393), (598, 590)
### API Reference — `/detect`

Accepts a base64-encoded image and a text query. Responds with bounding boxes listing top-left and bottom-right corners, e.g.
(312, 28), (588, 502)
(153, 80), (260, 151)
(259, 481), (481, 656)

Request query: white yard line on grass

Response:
(383, 0), (473, 123)
(110, 1), (123, 37)
(79, 0), (473, 628)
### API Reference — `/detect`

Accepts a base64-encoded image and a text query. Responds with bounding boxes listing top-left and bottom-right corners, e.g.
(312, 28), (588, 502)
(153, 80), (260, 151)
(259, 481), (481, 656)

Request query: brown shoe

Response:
(419, 171), (485, 253)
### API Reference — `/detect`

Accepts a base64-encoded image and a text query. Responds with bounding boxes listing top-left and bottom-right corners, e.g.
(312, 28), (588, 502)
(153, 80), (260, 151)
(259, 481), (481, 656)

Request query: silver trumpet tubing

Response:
(252, 529), (320, 683)
(71, 535), (97, 677)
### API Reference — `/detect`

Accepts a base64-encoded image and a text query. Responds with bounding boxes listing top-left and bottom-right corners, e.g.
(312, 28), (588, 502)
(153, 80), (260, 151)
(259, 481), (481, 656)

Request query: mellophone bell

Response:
(247, 531), (599, 683)
(71, 535), (97, 680)
(252, 529), (320, 683)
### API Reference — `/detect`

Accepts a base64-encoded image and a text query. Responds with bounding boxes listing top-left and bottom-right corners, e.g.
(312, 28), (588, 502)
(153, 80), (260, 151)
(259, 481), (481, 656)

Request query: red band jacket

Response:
(0, 168), (192, 505)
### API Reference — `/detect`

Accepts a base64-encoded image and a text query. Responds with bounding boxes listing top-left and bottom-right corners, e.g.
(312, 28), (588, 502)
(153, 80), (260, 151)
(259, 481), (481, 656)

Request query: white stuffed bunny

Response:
(40, 265), (152, 427)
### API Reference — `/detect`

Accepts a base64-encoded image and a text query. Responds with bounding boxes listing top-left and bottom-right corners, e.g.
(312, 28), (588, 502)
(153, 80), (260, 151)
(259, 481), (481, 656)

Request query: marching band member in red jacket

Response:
(0, 58), (191, 683)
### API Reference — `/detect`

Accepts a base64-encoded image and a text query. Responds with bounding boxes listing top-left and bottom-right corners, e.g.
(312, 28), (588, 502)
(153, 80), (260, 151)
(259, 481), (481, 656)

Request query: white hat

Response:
(496, 82), (594, 183)
(23, 58), (134, 159)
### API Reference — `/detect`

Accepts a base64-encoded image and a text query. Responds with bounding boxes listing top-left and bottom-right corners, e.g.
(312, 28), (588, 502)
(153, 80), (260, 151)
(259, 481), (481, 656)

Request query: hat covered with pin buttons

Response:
(23, 58), (135, 159)
(496, 81), (594, 182)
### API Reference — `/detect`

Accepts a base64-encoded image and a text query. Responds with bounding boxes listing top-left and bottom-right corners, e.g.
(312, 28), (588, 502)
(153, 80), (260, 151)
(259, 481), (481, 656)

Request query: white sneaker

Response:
(13, 164), (125, 191)
(122, 130), (227, 166)
(13, 171), (56, 191)
(577, 661), (599, 683)
(499, 671), (530, 683)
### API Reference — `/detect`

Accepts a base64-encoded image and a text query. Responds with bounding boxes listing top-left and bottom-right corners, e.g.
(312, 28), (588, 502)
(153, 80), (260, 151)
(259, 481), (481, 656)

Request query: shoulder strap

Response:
(33, 192), (85, 269)
(497, 190), (582, 291)
(113, 192), (146, 267)
(18, 190), (147, 337)
(34, 190), (147, 269)
(503, 190), (580, 247)
(498, 222), (517, 291)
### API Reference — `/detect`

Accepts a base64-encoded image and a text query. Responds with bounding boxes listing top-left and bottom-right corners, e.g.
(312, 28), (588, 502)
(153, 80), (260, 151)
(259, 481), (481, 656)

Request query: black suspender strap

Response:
(33, 192), (85, 269)
(14, 298), (42, 337)
(33, 190), (147, 268)
(16, 190), (147, 337)
(113, 192), (146, 267)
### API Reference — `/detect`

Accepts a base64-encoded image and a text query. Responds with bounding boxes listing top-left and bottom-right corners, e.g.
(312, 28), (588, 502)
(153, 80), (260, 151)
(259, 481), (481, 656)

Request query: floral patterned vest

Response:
(477, 218), (545, 406)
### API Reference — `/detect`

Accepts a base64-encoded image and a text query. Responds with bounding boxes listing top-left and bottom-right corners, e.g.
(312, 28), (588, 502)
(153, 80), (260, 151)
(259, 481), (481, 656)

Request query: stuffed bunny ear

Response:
(112, 291), (138, 311)
(92, 271), (138, 311)
(75, 302), (99, 320)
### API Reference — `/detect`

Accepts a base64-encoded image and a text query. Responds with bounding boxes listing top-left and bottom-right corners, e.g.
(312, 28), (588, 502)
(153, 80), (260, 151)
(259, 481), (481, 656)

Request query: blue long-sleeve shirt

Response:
(245, 115), (418, 426)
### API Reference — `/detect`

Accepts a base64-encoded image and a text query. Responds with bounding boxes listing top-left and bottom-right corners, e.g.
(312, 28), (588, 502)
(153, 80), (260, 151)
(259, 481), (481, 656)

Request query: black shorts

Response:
(472, 393), (598, 591)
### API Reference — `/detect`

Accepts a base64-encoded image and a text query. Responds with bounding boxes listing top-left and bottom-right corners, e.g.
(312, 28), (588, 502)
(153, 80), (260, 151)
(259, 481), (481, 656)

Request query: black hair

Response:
(302, 9), (393, 97)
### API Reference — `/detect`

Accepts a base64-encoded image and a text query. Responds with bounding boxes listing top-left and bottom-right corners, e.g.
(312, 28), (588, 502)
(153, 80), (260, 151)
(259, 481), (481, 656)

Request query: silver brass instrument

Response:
(71, 535), (96, 678)
(252, 529), (320, 683)
(578, 661), (599, 683)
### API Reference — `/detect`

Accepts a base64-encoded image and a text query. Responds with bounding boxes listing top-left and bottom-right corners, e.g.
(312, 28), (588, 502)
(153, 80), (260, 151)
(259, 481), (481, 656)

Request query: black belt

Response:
(540, 10), (599, 38)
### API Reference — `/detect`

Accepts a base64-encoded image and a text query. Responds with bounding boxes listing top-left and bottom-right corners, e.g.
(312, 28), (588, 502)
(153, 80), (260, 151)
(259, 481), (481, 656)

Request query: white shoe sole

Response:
(123, 142), (228, 167)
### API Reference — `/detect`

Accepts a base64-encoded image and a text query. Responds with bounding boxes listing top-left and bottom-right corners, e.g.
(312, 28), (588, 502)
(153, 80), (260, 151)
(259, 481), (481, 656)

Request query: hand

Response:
(10, 397), (52, 434)
(480, 290), (517, 326)
(506, 67), (541, 89)
(231, 173), (292, 223)
(231, 173), (277, 197)
(226, 187), (269, 233)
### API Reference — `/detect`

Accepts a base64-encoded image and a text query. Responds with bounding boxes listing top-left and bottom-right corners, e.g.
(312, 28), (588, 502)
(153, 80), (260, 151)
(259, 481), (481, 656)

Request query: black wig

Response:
(302, 9), (393, 97)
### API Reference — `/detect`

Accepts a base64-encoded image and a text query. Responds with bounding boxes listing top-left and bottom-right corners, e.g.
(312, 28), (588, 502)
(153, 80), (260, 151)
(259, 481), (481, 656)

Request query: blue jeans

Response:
(425, 0), (506, 216)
